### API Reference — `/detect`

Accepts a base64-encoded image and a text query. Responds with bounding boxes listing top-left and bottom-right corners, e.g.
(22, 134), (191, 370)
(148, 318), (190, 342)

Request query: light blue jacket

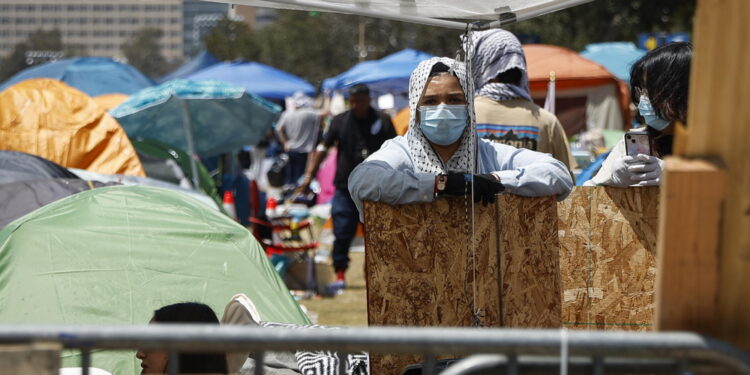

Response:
(348, 135), (573, 219)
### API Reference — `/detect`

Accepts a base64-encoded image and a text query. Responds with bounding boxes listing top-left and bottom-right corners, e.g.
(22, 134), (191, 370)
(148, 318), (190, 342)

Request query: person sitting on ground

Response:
(348, 57), (573, 218)
(584, 42), (692, 187)
(136, 302), (228, 374)
(471, 29), (576, 173)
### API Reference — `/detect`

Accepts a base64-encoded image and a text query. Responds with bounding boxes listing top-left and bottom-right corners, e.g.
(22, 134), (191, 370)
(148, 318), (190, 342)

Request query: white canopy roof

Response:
(207, 0), (594, 29)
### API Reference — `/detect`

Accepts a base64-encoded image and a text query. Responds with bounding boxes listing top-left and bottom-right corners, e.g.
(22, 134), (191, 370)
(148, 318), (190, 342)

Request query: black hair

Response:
(348, 83), (370, 96)
(630, 42), (693, 124)
(428, 62), (451, 77)
(153, 302), (228, 374)
(494, 68), (523, 86)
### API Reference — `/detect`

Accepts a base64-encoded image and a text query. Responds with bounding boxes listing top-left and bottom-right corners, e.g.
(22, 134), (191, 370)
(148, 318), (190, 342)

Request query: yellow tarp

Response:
(0, 79), (145, 176)
(93, 93), (129, 112)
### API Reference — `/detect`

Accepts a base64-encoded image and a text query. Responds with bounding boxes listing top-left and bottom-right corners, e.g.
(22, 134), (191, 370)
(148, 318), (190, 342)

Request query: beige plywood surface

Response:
(499, 195), (561, 328)
(364, 196), (499, 375)
(559, 187), (658, 331)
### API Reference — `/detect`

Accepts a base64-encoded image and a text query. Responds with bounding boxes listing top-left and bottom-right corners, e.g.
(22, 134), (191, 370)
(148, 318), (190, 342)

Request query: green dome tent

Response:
(0, 185), (309, 374)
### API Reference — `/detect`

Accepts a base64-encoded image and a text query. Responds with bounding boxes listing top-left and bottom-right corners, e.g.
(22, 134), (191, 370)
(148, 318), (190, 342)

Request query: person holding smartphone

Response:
(584, 42), (692, 187)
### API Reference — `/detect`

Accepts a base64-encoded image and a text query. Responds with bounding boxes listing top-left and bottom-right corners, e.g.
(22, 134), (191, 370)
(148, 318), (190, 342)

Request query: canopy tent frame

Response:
(206, 0), (595, 30)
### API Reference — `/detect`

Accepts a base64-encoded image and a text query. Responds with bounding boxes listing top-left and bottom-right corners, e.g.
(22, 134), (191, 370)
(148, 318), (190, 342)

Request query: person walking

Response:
(298, 84), (396, 285)
(275, 91), (326, 186)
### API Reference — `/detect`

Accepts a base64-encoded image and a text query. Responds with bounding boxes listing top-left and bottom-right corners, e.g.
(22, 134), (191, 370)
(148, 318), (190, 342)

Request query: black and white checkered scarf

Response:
(405, 57), (478, 175)
(470, 29), (532, 102)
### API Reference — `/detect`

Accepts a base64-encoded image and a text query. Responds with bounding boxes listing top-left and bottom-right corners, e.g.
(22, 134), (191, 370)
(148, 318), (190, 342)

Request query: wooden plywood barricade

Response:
(364, 195), (560, 375)
(364, 187), (658, 374)
(558, 187), (659, 331)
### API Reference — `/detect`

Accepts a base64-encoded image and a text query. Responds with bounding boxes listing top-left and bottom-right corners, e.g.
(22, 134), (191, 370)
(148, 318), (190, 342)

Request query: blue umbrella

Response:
(110, 79), (280, 186)
(580, 42), (646, 82)
(186, 61), (315, 100)
(323, 48), (433, 95)
(0, 57), (154, 96)
(157, 50), (220, 84)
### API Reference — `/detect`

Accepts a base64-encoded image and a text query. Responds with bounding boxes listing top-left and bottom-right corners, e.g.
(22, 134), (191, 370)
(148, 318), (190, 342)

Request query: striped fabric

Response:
(260, 322), (369, 375)
(475, 124), (540, 139)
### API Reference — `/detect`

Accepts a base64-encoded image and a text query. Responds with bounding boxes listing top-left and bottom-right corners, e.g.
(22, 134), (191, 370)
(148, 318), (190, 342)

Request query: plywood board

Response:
(499, 194), (561, 327)
(557, 188), (593, 327)
(558, 187), (658, 331)
(589, 187), (658, 330)
(364, 196), (499, 375)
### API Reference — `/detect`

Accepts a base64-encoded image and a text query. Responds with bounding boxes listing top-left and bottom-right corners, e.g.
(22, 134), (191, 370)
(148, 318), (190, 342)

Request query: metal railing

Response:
(0, 325), (748, 375)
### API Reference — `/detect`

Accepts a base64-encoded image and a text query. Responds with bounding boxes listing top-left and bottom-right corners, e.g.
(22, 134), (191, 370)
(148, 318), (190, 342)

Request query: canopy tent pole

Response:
(179, 100), (201, 189)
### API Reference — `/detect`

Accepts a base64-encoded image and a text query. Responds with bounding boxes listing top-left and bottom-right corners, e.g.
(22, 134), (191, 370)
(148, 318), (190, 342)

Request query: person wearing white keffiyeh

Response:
(470, 29), (576, 173)
(348, 57), (573, 220)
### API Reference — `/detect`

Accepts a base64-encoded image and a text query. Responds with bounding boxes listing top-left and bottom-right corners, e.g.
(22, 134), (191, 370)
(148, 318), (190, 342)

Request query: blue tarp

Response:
(322, 48), (433, 95)
(580, 42), (646, 82)
(0, 57), (154, 96)
(157, 50), (220, 84)
(186, 61), (315, 100)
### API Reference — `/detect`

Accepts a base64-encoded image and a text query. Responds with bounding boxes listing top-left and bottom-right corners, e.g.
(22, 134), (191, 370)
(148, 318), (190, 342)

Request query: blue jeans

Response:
(285, 151), (308, 186)
(331, 188), (358, 272)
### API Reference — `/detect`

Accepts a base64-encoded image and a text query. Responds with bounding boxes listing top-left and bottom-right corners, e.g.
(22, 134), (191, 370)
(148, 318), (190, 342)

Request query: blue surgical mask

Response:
(637, 95), (670, 131)
(418, 104), (468, 146)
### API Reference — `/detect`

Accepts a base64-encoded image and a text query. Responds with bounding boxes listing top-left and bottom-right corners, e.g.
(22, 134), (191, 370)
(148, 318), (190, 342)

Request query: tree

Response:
(505, 0), (696, 50)
(121, 27), (169, 79)
(0, 29), (71, 81)
(203, 18), (260, 61)
(200, 1), (696, 86)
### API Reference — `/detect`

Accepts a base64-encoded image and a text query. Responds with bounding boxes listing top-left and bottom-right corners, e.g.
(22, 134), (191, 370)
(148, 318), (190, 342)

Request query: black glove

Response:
(442, 173), (505, 205)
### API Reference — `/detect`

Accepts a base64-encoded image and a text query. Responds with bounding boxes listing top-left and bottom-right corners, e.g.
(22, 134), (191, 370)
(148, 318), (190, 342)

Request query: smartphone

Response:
(624, 130), (652, 157)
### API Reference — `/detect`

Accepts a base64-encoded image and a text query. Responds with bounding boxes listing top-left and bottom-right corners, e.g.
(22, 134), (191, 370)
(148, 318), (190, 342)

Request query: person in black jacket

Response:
(298, 84), (396, 285)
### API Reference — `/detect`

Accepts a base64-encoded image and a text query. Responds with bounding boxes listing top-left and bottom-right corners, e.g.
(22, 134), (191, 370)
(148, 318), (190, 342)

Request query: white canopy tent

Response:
(208, 0), (594, 29)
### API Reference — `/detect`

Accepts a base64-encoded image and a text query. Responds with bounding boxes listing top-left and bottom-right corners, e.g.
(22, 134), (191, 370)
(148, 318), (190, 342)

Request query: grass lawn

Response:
(299, 252), (368, 326)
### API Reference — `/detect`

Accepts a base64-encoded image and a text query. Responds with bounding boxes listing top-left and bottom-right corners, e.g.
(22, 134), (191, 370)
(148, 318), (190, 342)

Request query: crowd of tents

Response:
(0, 40), (647, 375)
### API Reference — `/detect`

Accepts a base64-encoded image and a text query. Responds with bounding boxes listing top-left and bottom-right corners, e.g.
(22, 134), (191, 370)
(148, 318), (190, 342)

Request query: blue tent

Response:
(0, 57), (154, 96)
(157, 50), (220, 84)
(322, 48), (433, 95)
(580, 42), (646, 82)
(186, 61), (315, 100)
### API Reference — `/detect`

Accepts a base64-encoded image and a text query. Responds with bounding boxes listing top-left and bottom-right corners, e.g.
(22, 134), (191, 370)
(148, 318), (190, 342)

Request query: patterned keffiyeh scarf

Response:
(470, 29), (532, 102)
(405, 57), (478, 175)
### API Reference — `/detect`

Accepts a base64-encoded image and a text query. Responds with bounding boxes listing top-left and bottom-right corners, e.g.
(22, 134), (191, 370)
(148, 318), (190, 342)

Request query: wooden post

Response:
(655, 158), (725, 334)
(656, 0), (750, 348)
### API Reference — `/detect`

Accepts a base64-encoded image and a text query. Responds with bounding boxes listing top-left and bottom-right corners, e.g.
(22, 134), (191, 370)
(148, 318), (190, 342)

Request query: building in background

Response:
(229, 5), (278, 31)
(183, 0), (227, 58)
(0, 1), (282, 63)
(0, 0), (184, 61)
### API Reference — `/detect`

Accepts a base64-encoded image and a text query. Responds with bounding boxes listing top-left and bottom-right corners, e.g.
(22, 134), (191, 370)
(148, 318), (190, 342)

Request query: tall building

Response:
(0, 0), (225, 62)
(183, 0), (227, 58)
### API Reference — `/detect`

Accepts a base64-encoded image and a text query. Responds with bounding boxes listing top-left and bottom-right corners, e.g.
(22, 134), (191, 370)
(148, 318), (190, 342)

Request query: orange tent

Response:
(523, 44), (631, 135)
(391, 106), (409, 136)
(0, 79), (145, 176)
(94, 93), (129, 112)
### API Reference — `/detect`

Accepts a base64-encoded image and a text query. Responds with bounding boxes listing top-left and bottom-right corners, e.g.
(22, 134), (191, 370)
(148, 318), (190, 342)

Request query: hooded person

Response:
(348, 57), (573, 218)
(470, 29), (575, 173)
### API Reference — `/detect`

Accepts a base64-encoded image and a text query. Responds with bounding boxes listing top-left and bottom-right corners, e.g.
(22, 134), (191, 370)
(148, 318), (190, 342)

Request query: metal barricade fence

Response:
(0, 325), (748, 375)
